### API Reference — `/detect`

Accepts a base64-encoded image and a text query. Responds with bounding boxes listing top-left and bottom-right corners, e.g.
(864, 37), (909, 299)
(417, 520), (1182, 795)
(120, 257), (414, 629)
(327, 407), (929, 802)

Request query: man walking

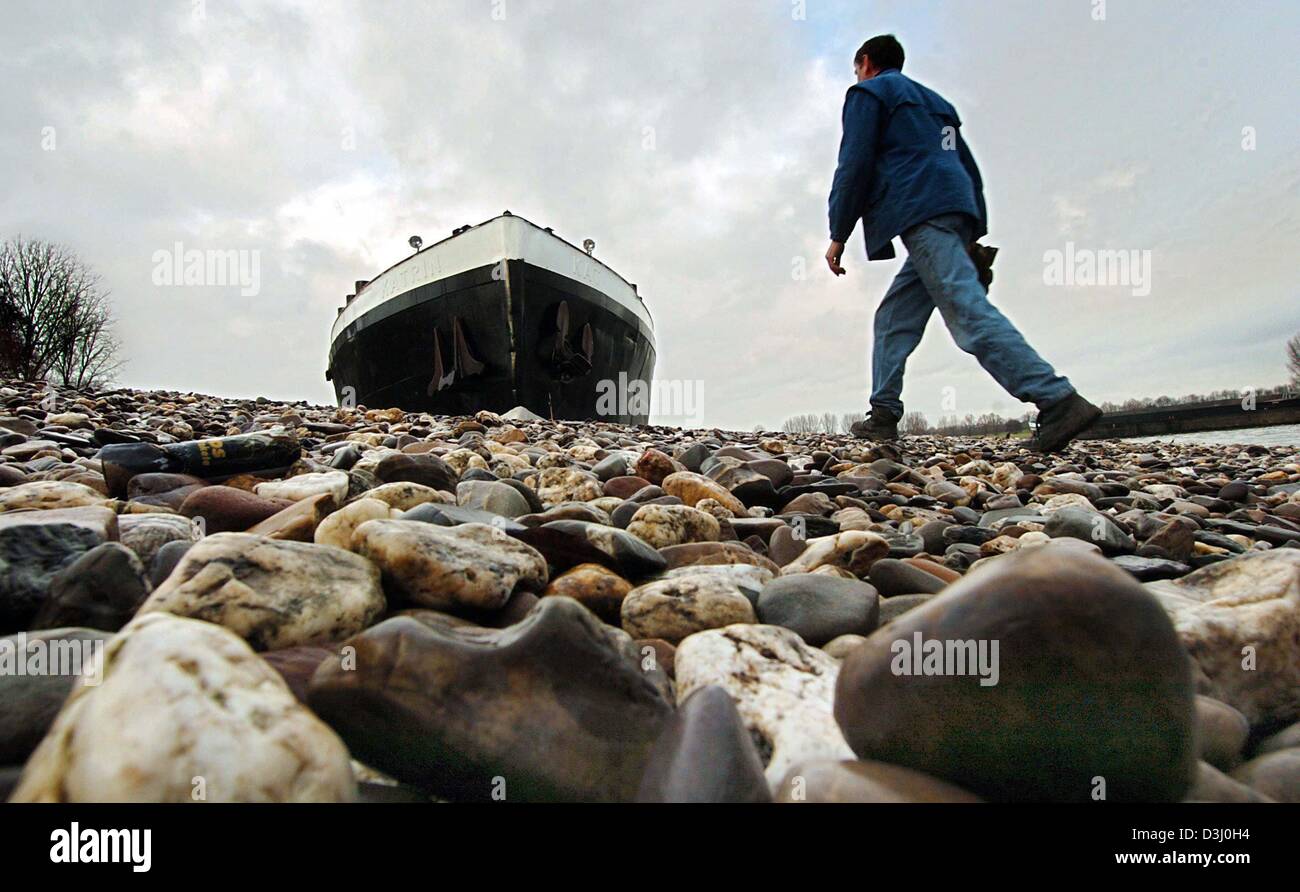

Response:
(826, 34), (1101, 452)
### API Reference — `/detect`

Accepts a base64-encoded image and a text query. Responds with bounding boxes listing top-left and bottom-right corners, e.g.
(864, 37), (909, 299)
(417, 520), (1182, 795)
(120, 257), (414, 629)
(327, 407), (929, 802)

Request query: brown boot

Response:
(1028, 394), (1103, 453)
(850, 409), (900, 441)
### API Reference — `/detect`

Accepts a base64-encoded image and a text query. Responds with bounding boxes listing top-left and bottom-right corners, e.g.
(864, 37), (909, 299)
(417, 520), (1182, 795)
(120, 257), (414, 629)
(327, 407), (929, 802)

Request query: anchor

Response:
(542, 300), (595, 383)
(427, 316), (485, 395)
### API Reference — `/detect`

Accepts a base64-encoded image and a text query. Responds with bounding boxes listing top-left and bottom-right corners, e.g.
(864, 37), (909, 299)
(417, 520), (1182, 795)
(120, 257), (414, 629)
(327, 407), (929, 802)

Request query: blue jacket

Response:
(828, 69), (987, 260)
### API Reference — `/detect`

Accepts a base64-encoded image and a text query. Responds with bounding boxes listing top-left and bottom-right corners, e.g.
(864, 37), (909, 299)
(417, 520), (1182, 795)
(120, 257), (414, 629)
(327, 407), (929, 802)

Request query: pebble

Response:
(633, 448), (677, 486)
(536, 467), (603, 505)
(1044, 506), (1136, 553)
(307, 598), (672, 802)
(664, 563), (773, 604)
(626, 503), (721, 548)
(637, 686), (770, 803)
(179, 485), (293, 533)
(372, 452), (457, 492)
(9, 613), (355, 801)
(137, 532), (385, 650)
(621, 572), (756, 643)
(542, 562), (632, 624)
(532, 519), (666, 578)
(1229, 750), (1300, 802)
(834, 548), (1197, 801)
(867, 558), (948, 596)
(456, 479), (531, 518)
(1194, 695), (1250, 771)
(148, 539), (194, 587)
(661, 471), (749, 518)
(755, 574), (879, 646)
(29, 543), (150, 632)
(358, 481), (451, 510)
(1, 508), (115, 632)
(822, 633), (868, 659)
(352, 519), (546, 611)
(254, 470), (350, 503)
(260, 644), (337, 704)
(780, 530), (889, 576)
(117, 513), (195, 566)
(1145, 549), (1300, 727)
(0, 480), (107, 512)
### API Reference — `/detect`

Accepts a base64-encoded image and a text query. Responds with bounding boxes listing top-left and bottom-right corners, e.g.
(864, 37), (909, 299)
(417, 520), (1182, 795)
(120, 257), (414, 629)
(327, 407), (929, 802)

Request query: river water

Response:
(1123, 424), (1300, 448)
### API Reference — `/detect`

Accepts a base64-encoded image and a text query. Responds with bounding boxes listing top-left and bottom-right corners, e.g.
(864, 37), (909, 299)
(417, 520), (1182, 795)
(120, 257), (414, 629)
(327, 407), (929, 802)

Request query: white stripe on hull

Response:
(329, 215), (655, 344)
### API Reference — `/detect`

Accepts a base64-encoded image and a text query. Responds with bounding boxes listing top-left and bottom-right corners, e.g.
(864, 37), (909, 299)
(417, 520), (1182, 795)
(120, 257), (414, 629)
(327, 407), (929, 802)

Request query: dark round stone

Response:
(834, 547), (1197, 802)
(756, 574), (879, 646)
(30, 543), (150, 632)
(868, 558), (947, 597)
(149, 539), (195, 588)
(637, 686), (770, 803)
(1217, 481), (1248, 502)
(373, 452), (458, 492)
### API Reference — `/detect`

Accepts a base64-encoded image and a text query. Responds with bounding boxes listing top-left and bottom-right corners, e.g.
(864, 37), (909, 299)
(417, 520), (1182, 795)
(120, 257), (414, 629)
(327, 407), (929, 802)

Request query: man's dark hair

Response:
(855, 34), (904, 72)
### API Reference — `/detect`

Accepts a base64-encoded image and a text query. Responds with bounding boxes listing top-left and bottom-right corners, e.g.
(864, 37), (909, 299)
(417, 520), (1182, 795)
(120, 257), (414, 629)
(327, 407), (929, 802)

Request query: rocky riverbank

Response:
(1, 378), (1298, 803)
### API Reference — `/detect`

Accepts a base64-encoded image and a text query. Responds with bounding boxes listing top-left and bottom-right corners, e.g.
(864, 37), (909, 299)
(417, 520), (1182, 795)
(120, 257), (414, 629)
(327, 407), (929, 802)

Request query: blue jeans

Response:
(870, 212), (1074, 418)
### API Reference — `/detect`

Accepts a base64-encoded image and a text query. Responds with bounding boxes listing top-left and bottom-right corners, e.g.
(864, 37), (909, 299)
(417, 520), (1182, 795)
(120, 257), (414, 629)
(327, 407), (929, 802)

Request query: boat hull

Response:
(327, 260), (657, 424)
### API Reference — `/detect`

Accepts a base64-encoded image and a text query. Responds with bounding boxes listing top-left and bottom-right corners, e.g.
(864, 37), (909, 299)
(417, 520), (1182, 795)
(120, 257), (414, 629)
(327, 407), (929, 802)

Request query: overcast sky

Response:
(3, 0), (1297, 430)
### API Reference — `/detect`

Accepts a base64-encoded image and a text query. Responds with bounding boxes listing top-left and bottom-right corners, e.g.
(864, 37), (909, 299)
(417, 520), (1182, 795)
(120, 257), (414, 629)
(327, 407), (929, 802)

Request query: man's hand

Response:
(825, 240), (846, 276)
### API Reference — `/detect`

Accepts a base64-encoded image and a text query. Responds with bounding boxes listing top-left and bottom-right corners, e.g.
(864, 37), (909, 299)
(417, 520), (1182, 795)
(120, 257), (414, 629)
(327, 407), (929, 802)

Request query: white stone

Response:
(314, 498), (395, 550)
(0, 480), (108, 512)
(138, 532), (384, 651)
(663, 562), (774, 600)
(1039, 493), (1097, 514)
(442, 448), (489, 475)
(536, 467), (602, 505)
(0, 505), (118, 541)
(626, 503), (721, 549)
(621, 573), (756, 643)
(780, 530), (889, 576)
(501, 405), (544, 422)
(254, 470), (349, 504)
(360, 481), (453, 510)
(675, 623), (854, 790)
(352, 519), (547, 610)
(1146, 550), (1300, 727)
(9, 612), (356, 802)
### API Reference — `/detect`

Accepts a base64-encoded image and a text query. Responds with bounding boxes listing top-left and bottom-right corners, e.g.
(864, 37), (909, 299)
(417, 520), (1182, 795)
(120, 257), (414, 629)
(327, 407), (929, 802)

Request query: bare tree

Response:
(782, 413), (819, 434)
(0, 236), (122, 387)
(52, 289), (123, 389)
(0, 272), (17, 375)
(900, 411), (929, 435)
(840, 411), (864, 433)
(1288, 333), (1300, 387)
